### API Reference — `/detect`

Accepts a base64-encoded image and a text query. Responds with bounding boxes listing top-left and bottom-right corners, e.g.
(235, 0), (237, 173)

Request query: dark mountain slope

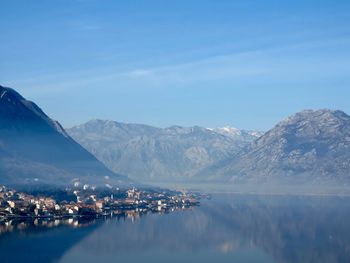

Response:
(0, 85), (130, 187)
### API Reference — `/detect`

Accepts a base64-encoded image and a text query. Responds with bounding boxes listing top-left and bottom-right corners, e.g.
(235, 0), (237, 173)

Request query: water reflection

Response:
(1, 194), (350, 263)
(0, 217), (96, 235)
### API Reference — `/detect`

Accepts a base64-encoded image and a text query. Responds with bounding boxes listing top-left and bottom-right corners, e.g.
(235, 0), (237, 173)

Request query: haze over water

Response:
(1, 194), (350, 263)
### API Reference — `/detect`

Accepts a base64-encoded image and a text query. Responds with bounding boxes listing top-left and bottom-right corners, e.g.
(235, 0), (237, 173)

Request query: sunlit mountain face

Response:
(203, 109), (350, 185)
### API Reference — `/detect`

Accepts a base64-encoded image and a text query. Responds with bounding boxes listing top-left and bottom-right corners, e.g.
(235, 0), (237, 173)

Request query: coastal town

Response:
(0, 183), (203, 223)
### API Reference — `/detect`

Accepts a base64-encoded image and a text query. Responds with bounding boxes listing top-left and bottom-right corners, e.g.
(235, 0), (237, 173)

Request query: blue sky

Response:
(1, 0), (350, 130)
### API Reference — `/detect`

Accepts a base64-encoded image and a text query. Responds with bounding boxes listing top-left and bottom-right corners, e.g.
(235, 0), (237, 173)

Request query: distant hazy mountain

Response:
(205, 109), (350, 184)
(68, 120), (262, 183)
(0, 85), (130, 187)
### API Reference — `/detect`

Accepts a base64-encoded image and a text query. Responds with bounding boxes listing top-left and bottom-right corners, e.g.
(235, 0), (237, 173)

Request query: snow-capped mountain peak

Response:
(207, 126), (263, 140)
(215, 126), (242, 136)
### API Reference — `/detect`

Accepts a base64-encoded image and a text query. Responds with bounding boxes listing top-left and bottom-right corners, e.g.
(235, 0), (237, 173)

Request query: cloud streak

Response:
(4, 36), (350, 98)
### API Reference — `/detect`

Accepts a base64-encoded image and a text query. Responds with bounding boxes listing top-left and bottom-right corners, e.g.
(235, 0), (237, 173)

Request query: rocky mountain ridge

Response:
(204, 109), (350, 184)
(68, 120), (262, 183)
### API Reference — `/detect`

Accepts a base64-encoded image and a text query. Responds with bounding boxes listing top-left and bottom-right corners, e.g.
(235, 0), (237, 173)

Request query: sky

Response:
(1, 0), (350, 131)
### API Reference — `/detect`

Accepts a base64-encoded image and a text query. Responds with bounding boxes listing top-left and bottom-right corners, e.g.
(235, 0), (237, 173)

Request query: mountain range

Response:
(69, 109), (350, 185)
(1, 85), (349, 187)
(67, 120), (262, 183)
(0, 85), (131, 187)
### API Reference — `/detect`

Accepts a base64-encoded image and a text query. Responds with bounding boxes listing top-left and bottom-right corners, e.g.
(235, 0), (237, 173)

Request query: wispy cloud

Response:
(122, 69), (154, 78)
(5, 36), (350, 97)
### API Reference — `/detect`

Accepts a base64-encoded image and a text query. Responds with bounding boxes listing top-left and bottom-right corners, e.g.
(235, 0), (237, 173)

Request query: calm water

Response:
(1, 194), (350, 263)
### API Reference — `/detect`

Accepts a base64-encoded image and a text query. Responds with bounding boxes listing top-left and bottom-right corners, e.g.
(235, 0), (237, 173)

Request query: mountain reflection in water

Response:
(1, 194), (350, 263)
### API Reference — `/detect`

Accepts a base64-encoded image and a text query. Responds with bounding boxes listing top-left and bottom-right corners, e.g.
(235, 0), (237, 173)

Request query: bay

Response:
(1, 194), (350, 263)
